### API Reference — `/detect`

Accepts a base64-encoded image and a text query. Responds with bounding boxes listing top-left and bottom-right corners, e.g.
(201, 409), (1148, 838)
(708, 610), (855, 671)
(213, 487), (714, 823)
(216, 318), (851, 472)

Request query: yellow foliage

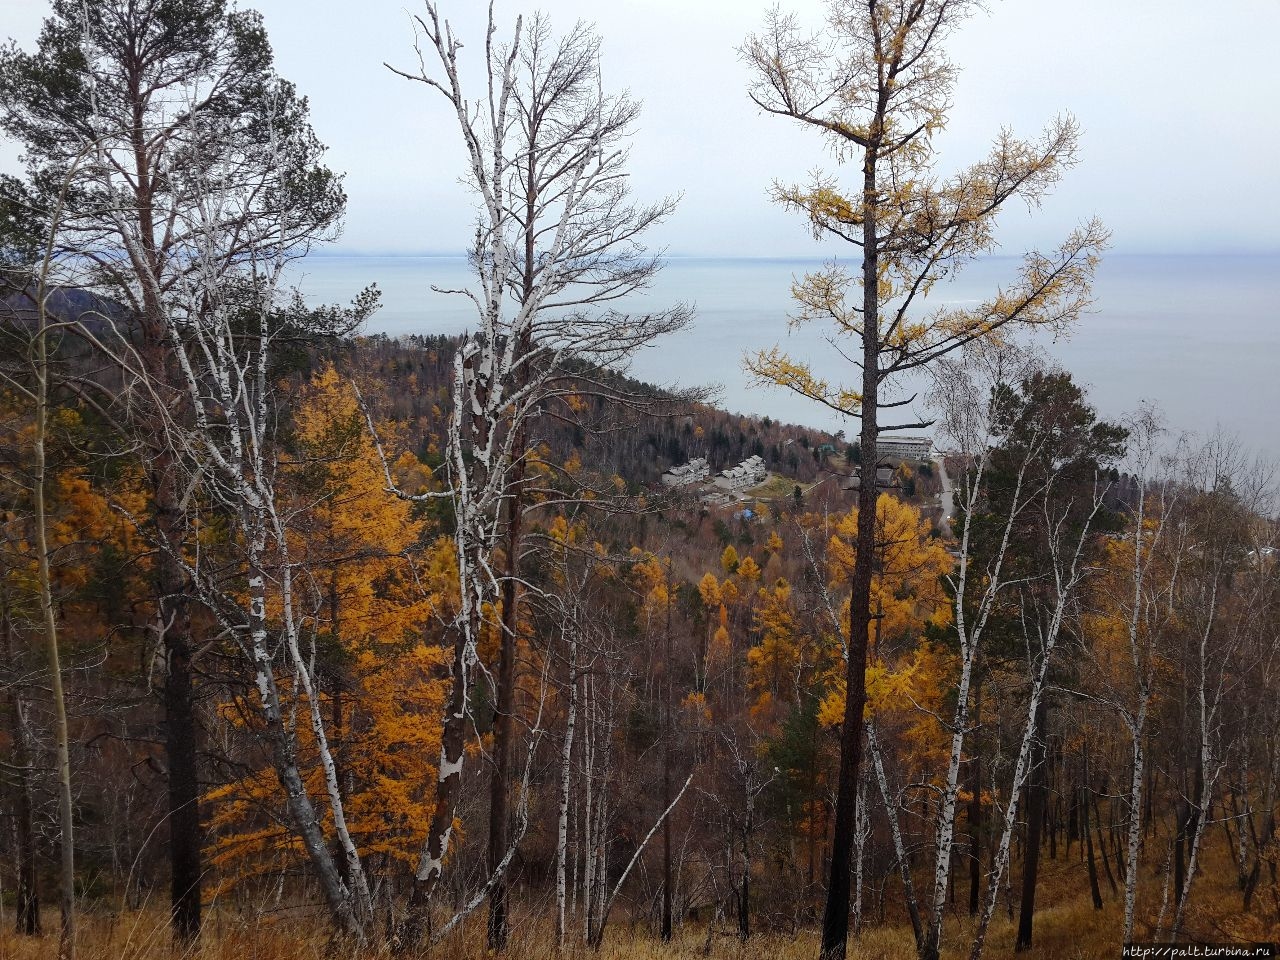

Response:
(708, 607), (732, 667)
(698, 572), (721, 608)
(746, 578), (804, 711)
(682, 690), (713, 724)
(0, 399), (138, 630)
(812, 497), (955, 775)
(825, 494), (952, 641)
(721, 544), (739, 574)
(206, 366), (455, 891)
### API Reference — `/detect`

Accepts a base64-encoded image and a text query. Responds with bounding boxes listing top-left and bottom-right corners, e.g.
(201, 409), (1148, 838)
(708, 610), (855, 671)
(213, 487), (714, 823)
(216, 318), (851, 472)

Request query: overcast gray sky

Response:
(3, 0), (1279, 257)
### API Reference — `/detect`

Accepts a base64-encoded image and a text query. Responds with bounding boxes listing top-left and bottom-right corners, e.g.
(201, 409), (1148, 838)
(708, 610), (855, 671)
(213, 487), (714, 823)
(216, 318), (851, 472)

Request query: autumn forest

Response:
(0, 2), (1277, 960)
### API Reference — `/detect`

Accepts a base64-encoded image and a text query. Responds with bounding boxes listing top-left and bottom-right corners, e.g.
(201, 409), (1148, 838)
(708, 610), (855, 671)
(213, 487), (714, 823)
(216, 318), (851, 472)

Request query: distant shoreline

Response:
(301, 250), (1280, 262)
(287, 253), (1280, 461)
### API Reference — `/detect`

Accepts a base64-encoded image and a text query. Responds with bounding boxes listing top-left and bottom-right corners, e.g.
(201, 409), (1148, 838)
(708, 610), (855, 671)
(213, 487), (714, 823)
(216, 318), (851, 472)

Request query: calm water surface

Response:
(289, 254), (1280, 461)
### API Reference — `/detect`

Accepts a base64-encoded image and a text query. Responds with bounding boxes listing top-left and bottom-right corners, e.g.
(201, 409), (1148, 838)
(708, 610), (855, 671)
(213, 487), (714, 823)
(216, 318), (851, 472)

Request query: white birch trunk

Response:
(589, 771), (696, 949)
(867, 720), (922, 944)
(923, 375), (1036, 960)
(1123, 708), (1146, 941)
(1170, 581), (1225, 941)
(555, 629), (578, 947)
(968, 487), (1106, 960)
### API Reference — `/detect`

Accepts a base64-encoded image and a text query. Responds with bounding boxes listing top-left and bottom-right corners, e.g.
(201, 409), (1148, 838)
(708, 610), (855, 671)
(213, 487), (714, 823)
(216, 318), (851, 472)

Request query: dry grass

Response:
(1, 842), (1273, 960)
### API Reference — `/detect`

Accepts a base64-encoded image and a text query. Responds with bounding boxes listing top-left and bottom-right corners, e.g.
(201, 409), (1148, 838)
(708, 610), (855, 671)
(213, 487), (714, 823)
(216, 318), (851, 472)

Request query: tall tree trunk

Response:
(582, 672), (596, 942)
(1172, 740), (1215, 940)
(971, 569), (1084, 960)
(3, 613), (40, 936)
(1180, 759), (1203, 910)
(1067, 776), (1079, 858)
(488, 454), (526, 952)
(662, 563), (674, 943)
(1174, 803), (1186, 909)
(588, 770), (694, 950)
(868, 721), (923, 948)
(34, 294), (76, 960)
(585, 671), (617, 949)
(1122, 706), (1147, 940)
(130, 98), (204, 939)
(852, 772), (866, 937)
(403, 613), (473, 945)
(1242, 765), (1274, 912)
(1082, 748), (1103, 910)
(923, 603), (981, 960)
(243, 536), (363, 939)
(328, 575), (351, 887)
(968, 733), (983, 918)
(1015, 701), (1049, 951)
(1096, 792), (1118, 896)
(808, 711), (818, 903)
(820, 149), (880, 960)
(1173, 753), (1203, 922)
(555, 638), (577, 947)
(154, 486), (201, 942)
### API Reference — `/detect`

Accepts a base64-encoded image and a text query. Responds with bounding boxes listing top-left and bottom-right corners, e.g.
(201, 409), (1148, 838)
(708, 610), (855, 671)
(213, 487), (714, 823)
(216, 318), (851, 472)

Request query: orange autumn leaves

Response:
(0, 397), (143, 636)
(205, 367), (455, 891)
(200, 371), (960, 892)
(722, 496), (954, 774)
(815, 495), (953, 770)
(688, 496), (953, 768)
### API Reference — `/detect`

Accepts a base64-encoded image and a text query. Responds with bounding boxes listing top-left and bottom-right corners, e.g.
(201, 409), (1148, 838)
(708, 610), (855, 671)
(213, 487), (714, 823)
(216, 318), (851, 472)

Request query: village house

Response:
(660, 456), (710, 487)
(877, 436), (933, 460)
(713, 454), (767, 491)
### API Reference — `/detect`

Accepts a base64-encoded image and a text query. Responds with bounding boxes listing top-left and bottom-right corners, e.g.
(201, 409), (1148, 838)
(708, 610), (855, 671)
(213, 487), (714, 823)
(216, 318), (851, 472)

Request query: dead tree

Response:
(386, 4), (691, 945)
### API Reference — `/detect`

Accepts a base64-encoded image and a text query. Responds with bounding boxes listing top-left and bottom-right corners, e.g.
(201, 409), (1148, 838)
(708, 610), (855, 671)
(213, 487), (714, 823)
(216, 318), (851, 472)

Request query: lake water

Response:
(289, 253), (1280, 462)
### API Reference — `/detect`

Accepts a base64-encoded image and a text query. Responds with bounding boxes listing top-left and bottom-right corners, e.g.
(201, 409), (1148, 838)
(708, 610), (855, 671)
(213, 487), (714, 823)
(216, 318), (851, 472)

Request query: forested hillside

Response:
(0, 1), (1276, 960)
(323, 333), (841, 489)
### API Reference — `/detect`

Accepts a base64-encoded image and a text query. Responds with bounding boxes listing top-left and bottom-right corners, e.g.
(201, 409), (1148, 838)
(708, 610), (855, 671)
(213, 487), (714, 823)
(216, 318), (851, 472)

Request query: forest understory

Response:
(0, 843), (1270, 960)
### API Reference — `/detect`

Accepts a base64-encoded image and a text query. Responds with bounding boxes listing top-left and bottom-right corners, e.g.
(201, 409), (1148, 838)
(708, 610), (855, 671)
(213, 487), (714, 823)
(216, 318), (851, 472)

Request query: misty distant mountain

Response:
(0, 285), (131, 336)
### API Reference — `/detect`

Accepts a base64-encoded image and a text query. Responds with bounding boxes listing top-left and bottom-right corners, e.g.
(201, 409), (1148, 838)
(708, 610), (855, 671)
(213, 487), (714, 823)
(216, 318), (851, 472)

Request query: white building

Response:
(661, 456), (710, 487)
(713, 454), (767, 491)
(878, 436), (932, 460)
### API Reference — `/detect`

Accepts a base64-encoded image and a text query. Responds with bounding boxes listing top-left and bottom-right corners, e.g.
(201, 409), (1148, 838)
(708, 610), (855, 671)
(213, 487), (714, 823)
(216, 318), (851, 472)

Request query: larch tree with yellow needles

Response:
(741, 3), (1107, 956)
(204, 365), (454, 900)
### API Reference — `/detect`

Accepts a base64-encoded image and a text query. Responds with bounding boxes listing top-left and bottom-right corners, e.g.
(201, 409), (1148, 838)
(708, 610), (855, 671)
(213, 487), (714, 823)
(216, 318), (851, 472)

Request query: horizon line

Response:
(303, 248), (1280, 260)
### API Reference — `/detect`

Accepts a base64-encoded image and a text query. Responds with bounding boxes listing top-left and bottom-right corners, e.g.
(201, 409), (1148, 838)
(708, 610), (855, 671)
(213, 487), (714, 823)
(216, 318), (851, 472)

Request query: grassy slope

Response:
(1, 839), (1271, 960)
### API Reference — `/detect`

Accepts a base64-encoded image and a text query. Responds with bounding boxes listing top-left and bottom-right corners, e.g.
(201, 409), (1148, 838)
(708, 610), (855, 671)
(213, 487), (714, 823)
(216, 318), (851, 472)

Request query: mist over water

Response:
(291, 253), (1280, 462)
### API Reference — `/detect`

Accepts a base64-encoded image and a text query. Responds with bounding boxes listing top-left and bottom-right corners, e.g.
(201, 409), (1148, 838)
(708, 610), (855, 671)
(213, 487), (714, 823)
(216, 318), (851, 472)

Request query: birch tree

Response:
(0, 0), (347, 938)
(1078, 409), (1184, 942)
(0, 138), (138, 958)
(9, 177), (82, 960)
(964, 370), (1124, 960)
(40, 74), (377, 935)
(741, 5), (1106, 954)
(919, 343), (1046, 960)
(1166, 438), (1275, 940)
(386, 4), (691, 945)
(150, 124), (377, 938)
